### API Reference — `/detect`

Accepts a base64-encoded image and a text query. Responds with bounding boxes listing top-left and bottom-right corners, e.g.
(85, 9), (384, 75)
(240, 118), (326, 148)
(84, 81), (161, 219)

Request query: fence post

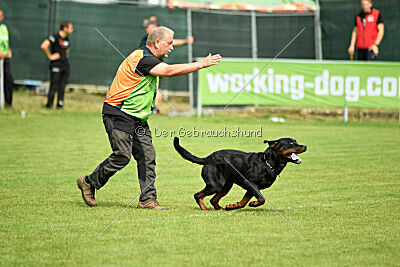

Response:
(251, 10), (257, 59)
(197, 79), (202, 117)
(314, 0), (323, 60)
(187, 8), (194, 113)
(45, 0), (56, 81)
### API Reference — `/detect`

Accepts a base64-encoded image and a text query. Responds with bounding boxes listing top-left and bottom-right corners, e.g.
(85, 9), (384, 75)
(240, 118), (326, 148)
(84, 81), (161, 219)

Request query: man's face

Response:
(156, 32), (174, 58)
(361, 0), (372, 13)
(63, 23), (74, 35)
(0, 11), (4, 24)
(67, 23), (74, 35)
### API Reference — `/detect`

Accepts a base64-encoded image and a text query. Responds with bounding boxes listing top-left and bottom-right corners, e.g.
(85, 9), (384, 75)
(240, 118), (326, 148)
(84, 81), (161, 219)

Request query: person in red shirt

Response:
(348, 0), (384, 60)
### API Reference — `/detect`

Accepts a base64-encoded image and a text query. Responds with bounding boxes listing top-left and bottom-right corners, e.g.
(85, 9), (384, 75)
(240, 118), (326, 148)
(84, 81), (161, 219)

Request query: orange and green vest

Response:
(104, 49), (159, 122)
(0, 24), (10, 58)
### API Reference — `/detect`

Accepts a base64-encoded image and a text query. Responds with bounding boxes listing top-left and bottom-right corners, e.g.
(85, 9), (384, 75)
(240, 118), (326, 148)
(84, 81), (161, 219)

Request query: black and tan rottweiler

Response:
(173, 137), (307, 211)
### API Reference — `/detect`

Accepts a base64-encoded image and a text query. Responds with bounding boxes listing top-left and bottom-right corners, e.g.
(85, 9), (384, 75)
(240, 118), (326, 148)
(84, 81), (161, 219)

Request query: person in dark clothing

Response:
(0, 9), (14, 107)
(140, 17), (159, 48)
(348, 0), (384, 60)
(140, 16), (194, 53)
(40, 21), (74, 108)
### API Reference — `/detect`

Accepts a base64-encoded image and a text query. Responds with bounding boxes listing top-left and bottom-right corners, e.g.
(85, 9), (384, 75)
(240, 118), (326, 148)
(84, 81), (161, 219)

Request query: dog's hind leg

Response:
(194, 165), (221, 211)
(210, 181), (233, 210)
(225, 191), (253, 210)
(194, 188), (215, 211)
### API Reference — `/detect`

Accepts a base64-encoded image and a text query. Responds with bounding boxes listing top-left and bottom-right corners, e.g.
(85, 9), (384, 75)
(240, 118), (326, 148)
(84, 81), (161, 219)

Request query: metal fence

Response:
(3, 0), (320, 92)
(191, 10), (316, 59)
(2, 0), (399, 91)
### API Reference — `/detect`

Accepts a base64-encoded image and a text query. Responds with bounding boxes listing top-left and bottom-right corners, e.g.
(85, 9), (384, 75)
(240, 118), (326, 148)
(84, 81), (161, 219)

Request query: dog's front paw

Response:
(225, 202), (241, 210)
(249, 200), (264, 207)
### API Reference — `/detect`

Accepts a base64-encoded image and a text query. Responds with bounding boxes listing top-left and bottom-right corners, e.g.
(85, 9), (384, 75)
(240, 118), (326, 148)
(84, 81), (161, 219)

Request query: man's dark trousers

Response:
(47, 66), (69, 108)
(3, 58), (14, 106)
(87, 114), (157, 202)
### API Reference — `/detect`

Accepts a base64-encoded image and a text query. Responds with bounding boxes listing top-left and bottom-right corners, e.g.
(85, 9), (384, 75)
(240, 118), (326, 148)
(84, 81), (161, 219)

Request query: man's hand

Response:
(186, 36), (194, 45)
(199, 53), (221, 69)
(49, 53), (61, 61)
(369, 44), (379, 56)
(348, 45), (355, 56)
(0, 51), (5, 60)
(41, 39), (60, 61)
(149, 54), (221, 77)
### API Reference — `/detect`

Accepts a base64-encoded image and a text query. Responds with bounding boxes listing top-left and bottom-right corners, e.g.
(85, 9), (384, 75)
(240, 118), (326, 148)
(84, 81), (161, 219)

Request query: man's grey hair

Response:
(146, 26), (174, 46)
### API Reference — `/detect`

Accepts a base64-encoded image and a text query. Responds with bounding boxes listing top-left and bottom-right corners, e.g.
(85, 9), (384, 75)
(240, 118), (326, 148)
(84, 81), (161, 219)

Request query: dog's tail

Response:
(173, 137), (206, 165)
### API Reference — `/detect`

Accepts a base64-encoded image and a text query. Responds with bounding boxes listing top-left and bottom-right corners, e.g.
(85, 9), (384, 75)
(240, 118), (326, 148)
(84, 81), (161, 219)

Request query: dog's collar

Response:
(263, 154), (274, 172)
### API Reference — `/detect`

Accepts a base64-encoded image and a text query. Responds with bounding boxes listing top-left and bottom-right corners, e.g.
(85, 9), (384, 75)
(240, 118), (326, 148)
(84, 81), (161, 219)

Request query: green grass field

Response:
(1, 95), (399, 265)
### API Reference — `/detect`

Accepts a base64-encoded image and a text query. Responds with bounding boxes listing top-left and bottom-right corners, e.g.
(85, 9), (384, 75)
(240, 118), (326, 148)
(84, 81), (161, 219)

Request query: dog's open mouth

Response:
(289, 153), (302, 164)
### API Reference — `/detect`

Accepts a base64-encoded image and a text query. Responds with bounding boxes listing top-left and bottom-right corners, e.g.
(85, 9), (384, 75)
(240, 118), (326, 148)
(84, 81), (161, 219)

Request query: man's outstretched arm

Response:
(173, 36), (194, 47)
(149, 53), (221, 77)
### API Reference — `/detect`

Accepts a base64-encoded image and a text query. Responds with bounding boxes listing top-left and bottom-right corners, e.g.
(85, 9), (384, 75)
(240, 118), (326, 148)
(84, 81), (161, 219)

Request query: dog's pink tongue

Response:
(291, 153), (300, 161)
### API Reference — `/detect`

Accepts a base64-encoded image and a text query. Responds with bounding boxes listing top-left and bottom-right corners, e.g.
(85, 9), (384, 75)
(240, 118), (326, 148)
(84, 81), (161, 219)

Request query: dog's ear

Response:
(264, 140), (278, 147)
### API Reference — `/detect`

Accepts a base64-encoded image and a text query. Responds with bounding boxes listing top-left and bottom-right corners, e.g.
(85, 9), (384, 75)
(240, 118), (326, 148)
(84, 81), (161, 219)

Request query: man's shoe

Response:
(137, 198), (168, 210)
(77, 176), (98, 207)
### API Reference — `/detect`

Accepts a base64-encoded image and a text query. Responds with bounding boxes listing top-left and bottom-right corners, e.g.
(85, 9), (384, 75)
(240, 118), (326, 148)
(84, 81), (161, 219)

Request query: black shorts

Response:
(357, 49), (376, 61)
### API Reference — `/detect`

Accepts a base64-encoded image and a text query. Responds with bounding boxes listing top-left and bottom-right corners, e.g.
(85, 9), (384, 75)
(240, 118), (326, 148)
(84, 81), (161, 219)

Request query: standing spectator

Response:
(0, 9), (14, 107)
(139, 16), (159, 48)
(348, 0), (384, 60)
(140, 16), (194, 48)
(77, 26), (220, 209)
(40, 21), (74, 109)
